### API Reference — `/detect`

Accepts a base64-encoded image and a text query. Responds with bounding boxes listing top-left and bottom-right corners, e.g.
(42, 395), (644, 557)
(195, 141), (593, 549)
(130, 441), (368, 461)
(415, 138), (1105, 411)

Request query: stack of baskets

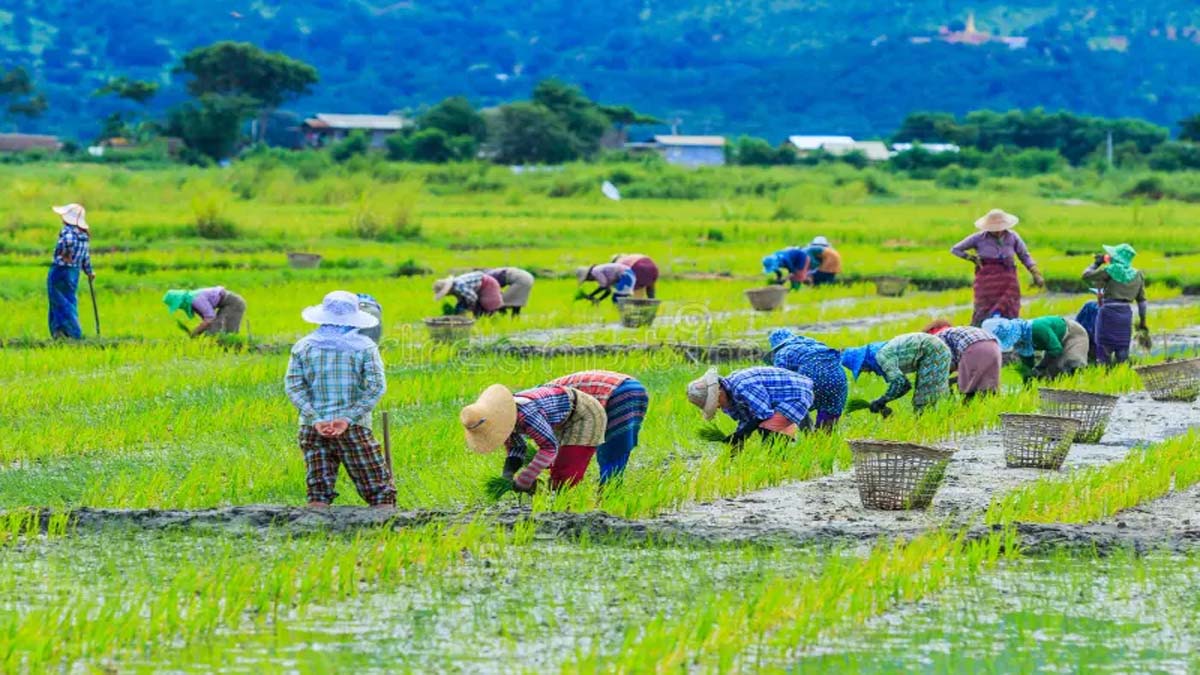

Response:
(873, 276), (910, 297)
(286, 252), (323, 269)
(617, 298), (662, 328)
(1000, 414), (1081, 470)
(744, 286), (788, 312)
(423, 316), (474, 344)
(849, 440), (953, 510)
(1134, 357), (1200, 402)
(1038, 388), (1119, 443)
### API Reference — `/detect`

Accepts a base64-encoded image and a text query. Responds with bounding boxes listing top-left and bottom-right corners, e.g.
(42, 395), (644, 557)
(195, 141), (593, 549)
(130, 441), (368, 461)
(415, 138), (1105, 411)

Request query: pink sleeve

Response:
(1011, 232), (1036, 270)
(950, 232), (982, 259)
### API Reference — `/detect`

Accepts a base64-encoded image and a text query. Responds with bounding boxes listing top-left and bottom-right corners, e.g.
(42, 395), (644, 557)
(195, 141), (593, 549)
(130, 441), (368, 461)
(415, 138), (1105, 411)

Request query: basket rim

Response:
(873, 275), (911, 283)
(1038, 388), (1120, 403)
(1000, 412), (1082, 427)
(848, 439), (953, 461)
(423, 316), (475, 327)
(1134, 357), (1200, 374)
(744, 286), (788, 296)
(616, 298), (662, 306)
(286, 251), (322, 258)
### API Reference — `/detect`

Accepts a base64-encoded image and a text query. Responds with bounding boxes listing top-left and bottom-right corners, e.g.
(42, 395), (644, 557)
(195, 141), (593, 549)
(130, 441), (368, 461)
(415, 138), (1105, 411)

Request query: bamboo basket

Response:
(744, 286), (788, 312)
(1038, 389), (1119, 443)
(617, 298), (661, 328)
(286, 252), (323, 269)
(423, 316), (474, 344)
(1000, 414), (1081, 470)
(1134, 358), (1200, 402)
(672, 341), (765, 364)
(849, 440), (953, 510)
(873, 276), (910, 297)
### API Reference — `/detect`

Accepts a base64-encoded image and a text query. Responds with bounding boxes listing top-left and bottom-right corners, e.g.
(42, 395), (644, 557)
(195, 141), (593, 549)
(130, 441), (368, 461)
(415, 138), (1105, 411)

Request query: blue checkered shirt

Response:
(285, 343), (387, 427)
(720, 367), (814, 436)
(53, 225), (92, 275)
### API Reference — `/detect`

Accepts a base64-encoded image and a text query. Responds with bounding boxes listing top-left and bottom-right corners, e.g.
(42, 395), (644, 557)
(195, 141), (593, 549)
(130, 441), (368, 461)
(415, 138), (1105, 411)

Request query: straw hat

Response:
(974, 209), (1018, 232)
(52, 204), (89, 231)
(432, 276), (454, 301)
(461, 384), (518, 453)
(686, 368), (722, 420)
(575, 266), (593, 285)
(810, 236), (831, 247)
(301, 290), (380, 328)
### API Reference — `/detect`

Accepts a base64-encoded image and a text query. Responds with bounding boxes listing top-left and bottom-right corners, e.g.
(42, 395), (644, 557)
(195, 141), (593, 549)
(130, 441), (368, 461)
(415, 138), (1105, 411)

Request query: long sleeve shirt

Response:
(1083, 264), (1147, 305)
(285, 343), (387, 428)
(547, 370), (630, 407)
(1019, 316), (1068, 365)
(451, 272), (485, 310)
(190, 287), (227, 321)
(935, 327), (997, 371)
(52, 225), (92, 275)
(776, 247), (810, 274)
(875, 333), (949, 402)
(506, 386), (575, 489)
(590, 263), (632, 289)
(951, 231), (1036, 271)
(719, 367), (814, 437)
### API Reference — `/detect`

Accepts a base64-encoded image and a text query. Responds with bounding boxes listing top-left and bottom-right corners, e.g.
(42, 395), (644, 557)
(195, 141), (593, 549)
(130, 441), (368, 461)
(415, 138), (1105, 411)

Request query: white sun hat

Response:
(52, 203), (89, 231)
(685, 367), (722, 420)
(301, 290), (380, 328)
(810, 235), (831, 247)
(974, 209), (1019, 232)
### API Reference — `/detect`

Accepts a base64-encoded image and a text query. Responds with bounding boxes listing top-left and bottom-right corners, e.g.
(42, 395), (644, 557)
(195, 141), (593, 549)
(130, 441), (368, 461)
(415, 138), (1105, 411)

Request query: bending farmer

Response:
(284, 291), (395, 509)
(47, 203), (94, 339)
(924, 319), (1002, 399)
(762, 247), (810, 290)
(163, 287), (247, 336)
(982, 315), (1088, 379)
(576, 262), (635, 305)
(486, 267), (535, 316)
(546, 370), (648, 484)
(843, 333), (952, 413)
(686, 366), (814, 453)
(803, 236), (842, 286)
(611, 253), (659, 298)
(767, 329), (848, 428)
(433, 271), (503, 317)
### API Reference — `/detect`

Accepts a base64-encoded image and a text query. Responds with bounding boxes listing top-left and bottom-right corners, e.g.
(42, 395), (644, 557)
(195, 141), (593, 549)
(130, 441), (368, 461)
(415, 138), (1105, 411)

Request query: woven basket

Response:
(617, 298), (661, 328)
(873, 276), (910, 297)
(1000, 414), (1081, 470)
(1134, 358), (1200, 402)
(286, 252), (323, 269)
(744, 286), (788, 311)
(1038, 389), (1119, 443)
(423, 316), (474, 344)
(672, 341), (765, 364)
(849, 440), (953, 510)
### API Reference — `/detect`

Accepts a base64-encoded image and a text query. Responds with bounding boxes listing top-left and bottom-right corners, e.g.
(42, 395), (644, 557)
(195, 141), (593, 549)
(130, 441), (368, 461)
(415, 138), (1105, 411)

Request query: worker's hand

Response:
(512, 479), (536, 495)
(966, 254), (980, 269)
(1138, 320), (1149, 331)
(1094, 253), (1106, 265)
(868, 398), (888, 414)
(320, 419), (351, 437)
(1031, 270), (1045, 288)
(87, 272), (96, 281)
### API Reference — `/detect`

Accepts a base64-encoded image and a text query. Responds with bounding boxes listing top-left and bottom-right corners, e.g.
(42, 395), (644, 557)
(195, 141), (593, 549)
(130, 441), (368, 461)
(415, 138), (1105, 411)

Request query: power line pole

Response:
(1106, 130), (1114, 168)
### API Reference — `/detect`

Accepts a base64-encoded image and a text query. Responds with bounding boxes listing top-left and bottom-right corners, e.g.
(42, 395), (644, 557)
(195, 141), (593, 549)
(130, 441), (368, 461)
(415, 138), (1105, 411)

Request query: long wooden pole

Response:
(382, 411), (393, 477)
(86, 276), (100, 337)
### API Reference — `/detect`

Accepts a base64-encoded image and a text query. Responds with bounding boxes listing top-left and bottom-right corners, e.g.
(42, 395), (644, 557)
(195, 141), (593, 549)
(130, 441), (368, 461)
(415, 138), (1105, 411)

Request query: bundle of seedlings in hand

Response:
(1136, 326), (1153, 351)
(844, 398), (873, 414)
(697, 422), (730, 443)
(573, 288), (589, 302)
(484, 476), (515, 501)
(440, 302), (459, 316)
(175, 319), (191, 335)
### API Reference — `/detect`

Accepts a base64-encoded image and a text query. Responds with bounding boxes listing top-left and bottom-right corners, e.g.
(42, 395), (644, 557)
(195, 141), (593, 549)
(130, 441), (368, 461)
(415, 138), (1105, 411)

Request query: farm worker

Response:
(576, 262), (635, 305)
(357, 293), (383, 344)
(803, 236), (842, 286)
(162, 287), (247, 336)
(546, 370), (649, 483)
(433, 271), (502, 317)
(1082, 243), (1147, 365)
(284, 291), (394, 509)
(461, 383), (606, 492)
(951, 209), (1044, 325)
(47, 203), (93, 339)
(611, 253), (659, 298)
(982, 315), (1089, 379)
(686, 366), (815, 452)
(923, 319), (1002, 399)
(766, 329), (848, 428)
(843, 333), (952, 413)
(762, 247), (810, 290)
(485, 267), (535, 316)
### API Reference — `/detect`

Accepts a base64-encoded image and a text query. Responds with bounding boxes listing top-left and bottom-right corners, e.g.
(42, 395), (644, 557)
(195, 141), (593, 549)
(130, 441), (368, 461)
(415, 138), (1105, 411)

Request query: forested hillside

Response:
(3, 0), (1200, 140)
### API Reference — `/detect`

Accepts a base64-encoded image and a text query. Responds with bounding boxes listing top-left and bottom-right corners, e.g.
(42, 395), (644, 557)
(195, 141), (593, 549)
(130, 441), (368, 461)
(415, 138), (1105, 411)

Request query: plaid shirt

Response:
(52, 224), (92, 275)
(285, 343), (386, 428)
(547, 370), (631, 406)
(451, 272), (485, 308)
(876, 333), (947, 401)
(507, 386), (574, 489)
(936, 327), (997, 370)
(720, 367), (814, 436)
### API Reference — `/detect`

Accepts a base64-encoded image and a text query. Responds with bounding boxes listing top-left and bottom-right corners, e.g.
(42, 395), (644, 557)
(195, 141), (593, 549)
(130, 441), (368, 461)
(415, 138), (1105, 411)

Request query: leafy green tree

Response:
(892, 112), (960, 143)
(166, 94), (258, 162)
(419, 96), (486, 141)
(1179, 114), (1200, 142)
(488, 102), (577, 164)
(176, 41), (318, 142)
(599, 104), (662, 129)
(733, 136), (781, 165)
(330, 130), (370, 162)
(94, 77), (159, 104)
(531, 79), (610, 157)
(0, 67), (47, 124)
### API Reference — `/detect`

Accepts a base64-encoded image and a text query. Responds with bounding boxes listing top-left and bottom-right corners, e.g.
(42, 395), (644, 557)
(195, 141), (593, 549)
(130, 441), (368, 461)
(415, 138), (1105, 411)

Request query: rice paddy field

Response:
(4, 159), (1200, 672)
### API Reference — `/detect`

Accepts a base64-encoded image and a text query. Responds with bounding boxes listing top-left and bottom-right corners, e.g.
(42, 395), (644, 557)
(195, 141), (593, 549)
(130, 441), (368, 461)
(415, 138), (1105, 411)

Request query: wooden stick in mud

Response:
(382, 411), (393, 476)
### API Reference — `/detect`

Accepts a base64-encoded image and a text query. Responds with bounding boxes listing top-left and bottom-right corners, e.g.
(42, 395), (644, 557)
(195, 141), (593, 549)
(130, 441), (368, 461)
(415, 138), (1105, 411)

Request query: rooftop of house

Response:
(787, 135), (856, 150)
(0, 133), (61, 152)
(652, 135), (726, 147)
(303, 113), (410, 131)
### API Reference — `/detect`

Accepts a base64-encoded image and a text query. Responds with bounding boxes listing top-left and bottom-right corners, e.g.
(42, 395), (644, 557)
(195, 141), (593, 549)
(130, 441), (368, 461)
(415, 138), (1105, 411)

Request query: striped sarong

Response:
(972, 260), (1021, 326)
(596, 379), (648, 483)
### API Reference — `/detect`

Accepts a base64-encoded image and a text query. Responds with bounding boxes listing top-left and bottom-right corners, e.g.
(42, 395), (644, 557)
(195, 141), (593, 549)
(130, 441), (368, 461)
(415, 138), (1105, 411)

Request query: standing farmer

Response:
(460, 383), (606, 492)
(162, 287), (247, 336)
(47, 204), (93, 339)
(762, 247), (811, 290)
(686, 366), (815, 452)
(577, 262), (636, 305)
(843, 333), (953, 413)
(923, 319), (1002, 399)
(951, 209), (1044, 325)
(433, 271), (503, 317)
(767, 329), (848, 428)
(1083, 244), (1147, 365)
(285, 291), (395, 509)
(547, 370), (649, 484)
(485, 267), (535, 316)
(611, 253), (659, 299)
(803, 237), (843, 286)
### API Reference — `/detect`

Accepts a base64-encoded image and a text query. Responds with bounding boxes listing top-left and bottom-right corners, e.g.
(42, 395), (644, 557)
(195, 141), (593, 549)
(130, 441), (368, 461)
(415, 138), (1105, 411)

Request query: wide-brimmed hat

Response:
(301, 290), (380, 328)
(686, 368), (722, 420)
(52, 203), (89, 231)
(975, 209), (1019, 232)
(1103, 243), (1136, 266)
(461, 384), (518, 453)
(575, 266), (593, 285)
(810, 236), (831, 247)
(432, 276), (454, 301)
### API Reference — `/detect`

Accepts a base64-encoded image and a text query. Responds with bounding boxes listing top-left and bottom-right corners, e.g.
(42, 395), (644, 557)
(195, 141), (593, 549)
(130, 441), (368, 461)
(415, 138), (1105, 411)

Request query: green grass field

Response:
(3, 160), (1200, 671)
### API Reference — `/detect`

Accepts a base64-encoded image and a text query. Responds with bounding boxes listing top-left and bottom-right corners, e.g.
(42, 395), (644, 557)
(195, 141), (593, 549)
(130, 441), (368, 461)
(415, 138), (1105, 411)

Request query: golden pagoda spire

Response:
(966, 10), (977, 34)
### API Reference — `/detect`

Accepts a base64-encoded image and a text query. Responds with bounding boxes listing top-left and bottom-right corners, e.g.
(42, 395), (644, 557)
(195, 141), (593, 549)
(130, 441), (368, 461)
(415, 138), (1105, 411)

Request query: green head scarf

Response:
(162, 289), (196, 319)
(1102, 244), (1139, 284)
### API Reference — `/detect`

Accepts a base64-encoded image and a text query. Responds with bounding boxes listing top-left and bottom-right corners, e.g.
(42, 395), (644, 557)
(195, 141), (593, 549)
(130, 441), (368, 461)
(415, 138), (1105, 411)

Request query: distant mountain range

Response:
(4, 0), (1200, 141)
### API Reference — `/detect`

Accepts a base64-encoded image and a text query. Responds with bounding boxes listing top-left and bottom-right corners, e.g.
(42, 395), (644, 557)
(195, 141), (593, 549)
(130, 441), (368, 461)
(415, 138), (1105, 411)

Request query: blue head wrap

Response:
(981, 317), (1029, 353)
(762, 254), (781, 275)
(841, 341), (886, 379)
